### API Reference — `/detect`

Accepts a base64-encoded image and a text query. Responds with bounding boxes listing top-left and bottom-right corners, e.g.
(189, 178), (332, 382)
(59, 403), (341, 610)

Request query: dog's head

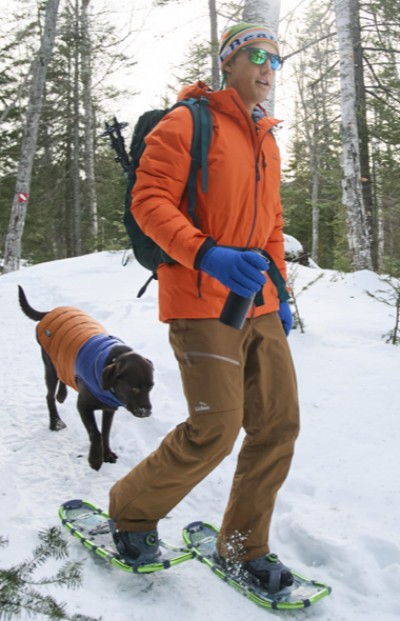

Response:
(102, 352), (154, 418)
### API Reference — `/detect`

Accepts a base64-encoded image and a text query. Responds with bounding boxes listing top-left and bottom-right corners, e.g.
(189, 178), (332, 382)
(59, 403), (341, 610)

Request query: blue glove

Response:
(278, 301), (293, 336)
(200, 247), (269, 298)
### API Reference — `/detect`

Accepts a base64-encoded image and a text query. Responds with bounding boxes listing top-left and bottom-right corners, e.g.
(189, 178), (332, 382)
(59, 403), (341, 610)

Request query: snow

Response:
(0, 250), (399, 621)
(284, 233), (304, 256)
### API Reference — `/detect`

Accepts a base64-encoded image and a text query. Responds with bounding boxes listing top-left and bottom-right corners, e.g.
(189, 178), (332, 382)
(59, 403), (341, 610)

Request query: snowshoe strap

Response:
(264, 554), (290, 594)
(267, 560), (283, 594)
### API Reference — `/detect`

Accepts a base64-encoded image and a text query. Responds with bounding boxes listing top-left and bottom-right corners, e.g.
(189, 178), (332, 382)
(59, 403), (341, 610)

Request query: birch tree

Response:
(334, 0), (373, 270)
(209, 0), (219, 90)
(351, 0), (376, 269)
(2, 0), (61, 273)
(81, 0), (98, 249)
(243, 0), (281, 115)
(72, 0), (81, 256)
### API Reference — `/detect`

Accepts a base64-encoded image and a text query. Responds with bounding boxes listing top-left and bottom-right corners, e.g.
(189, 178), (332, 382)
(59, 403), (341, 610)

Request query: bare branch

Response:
(282, 31), (337, 62)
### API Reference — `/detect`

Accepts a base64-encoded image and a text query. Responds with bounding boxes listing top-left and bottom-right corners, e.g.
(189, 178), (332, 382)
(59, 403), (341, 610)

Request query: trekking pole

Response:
(101, 117), (134, 267)
(101, 117), (131, 175)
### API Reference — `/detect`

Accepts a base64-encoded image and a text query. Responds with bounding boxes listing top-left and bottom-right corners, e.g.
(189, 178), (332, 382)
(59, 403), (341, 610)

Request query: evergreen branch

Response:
(23, 561), (84, 590)
(0, 589), (99, 620)
(0, 528), (100, 621)
(16, 528), (70, 579)
(35, 527), (70, 561)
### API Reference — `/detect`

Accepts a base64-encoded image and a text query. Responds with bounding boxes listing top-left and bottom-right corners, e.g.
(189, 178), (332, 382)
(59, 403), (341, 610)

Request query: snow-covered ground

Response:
(0, 251), (399, 620)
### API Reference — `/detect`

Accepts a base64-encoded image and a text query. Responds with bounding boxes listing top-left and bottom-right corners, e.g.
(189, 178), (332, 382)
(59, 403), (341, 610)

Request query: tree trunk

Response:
(81, 0), (98, 250)
(72, 0), (81, 255)
(295, 66), (322, 264)
(2, 0), (61, 273)
(310, 137), (320, 263)
(351, 0), (376, 269)
(209, 0), (219, 91)
(243, 0), (281, 116)
(334, 0), (373, 270)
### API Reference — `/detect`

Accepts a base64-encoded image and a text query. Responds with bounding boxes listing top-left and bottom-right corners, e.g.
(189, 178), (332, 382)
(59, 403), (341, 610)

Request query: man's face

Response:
(224, 42), (279, 112)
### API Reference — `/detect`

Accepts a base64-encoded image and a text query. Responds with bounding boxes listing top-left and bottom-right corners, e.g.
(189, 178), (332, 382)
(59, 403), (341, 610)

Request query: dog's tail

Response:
(18, 285), (48, 322)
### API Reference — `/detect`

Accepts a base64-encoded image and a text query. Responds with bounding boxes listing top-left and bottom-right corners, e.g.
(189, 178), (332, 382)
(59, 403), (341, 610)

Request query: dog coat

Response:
(75, 334), (124, 408)
(36, 307), (124, 408)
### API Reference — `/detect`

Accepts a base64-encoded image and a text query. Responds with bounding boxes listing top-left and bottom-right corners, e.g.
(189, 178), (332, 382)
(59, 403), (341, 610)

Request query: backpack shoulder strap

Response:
(259, 250), (290, 303)
(172, 97), (213, 228)
(130, 108), (170, 167)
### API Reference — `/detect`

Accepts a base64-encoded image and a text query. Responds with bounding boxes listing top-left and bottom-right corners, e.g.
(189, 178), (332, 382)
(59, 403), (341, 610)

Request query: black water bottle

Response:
(219, 290), (255, 330)
(219, 250), (268, 330)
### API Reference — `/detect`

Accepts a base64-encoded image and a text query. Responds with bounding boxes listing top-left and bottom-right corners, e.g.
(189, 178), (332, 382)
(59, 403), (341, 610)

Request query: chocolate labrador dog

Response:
(18, 286), (154, 471)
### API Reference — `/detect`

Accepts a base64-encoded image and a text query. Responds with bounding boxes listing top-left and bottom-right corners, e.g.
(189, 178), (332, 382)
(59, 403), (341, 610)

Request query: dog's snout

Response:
(133, 407), (152, 419)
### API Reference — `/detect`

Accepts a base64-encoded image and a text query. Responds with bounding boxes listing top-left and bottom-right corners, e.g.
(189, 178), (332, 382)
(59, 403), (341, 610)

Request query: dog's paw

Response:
(50, 419), (67, 431)
(104, 450), (118, 464)
(88, 443), (104, 471)
(89, 460), (103, 471)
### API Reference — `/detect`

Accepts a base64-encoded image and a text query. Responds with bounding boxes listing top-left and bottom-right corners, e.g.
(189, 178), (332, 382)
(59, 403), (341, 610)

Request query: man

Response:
(109, 22), (300, 592)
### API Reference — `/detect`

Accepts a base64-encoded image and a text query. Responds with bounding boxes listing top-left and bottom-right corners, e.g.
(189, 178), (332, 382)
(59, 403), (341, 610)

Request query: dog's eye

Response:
(131, 387), (140, 395)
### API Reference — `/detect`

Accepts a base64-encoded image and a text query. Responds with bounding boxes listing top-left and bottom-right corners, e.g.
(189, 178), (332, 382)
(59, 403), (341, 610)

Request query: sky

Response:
(0, 247), (399, 620)
(98, 0), (302, 157)
(0, 0), (304, 161)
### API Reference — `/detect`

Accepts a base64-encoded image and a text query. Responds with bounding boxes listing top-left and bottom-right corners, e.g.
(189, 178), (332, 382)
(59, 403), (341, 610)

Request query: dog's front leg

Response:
(101, 409), (118, 463)
(77, 396), (103, 471)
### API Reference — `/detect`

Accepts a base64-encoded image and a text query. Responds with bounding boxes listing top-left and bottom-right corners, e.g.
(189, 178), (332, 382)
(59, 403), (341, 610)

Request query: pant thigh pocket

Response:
(179, 350), (242, 414)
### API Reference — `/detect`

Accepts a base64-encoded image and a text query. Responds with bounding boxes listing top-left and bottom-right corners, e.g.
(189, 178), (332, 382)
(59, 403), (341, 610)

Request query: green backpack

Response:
(103, 98), (213, 296)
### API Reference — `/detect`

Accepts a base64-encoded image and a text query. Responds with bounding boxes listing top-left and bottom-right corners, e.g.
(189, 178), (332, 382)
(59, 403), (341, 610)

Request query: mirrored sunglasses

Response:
(244, 47), (283, 71)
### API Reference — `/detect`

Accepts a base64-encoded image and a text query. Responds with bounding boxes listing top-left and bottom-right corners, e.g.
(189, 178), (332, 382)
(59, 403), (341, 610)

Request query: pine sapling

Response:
(0, 527), (100, 621)
(287, 265), (325, 333)
(365, 276), (400, 345)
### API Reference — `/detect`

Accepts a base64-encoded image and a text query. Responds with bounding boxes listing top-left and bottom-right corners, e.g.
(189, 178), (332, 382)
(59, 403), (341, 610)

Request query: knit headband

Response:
(219, 22), (279, 71)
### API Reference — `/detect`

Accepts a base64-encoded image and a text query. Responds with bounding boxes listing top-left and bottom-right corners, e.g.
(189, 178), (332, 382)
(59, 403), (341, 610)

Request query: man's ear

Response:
(223, 61), (235, 87)
(224, 64), (232, 77)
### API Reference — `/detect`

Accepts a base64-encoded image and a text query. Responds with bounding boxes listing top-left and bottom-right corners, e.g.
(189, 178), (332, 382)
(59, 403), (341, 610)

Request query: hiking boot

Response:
(243, 553), (294, 593)
(110, 523), (161, 566)
(214, 551), (293, 594)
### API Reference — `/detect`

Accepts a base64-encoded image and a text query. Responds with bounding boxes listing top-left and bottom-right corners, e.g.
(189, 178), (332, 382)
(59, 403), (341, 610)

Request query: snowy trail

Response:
(1, 251), (399, 621)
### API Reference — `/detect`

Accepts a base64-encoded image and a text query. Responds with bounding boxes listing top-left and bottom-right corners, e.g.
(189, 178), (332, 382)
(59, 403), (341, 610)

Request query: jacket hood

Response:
(176, 80), (282, 130)
(177, 81), (212, 101)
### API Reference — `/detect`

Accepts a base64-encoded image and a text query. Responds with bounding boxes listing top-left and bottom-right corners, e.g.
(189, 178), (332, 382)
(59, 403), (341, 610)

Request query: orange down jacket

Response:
(36, 307), (107, 390)
(131, 81), (287, 323)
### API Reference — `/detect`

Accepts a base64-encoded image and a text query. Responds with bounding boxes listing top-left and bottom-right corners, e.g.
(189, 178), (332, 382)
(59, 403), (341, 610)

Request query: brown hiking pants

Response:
(109, 313), (300, 561)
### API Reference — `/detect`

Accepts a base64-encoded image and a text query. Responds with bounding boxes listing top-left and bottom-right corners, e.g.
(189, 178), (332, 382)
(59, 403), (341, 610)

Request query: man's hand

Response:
(278, 301), (293, 336)
(201, 247), (269, 297)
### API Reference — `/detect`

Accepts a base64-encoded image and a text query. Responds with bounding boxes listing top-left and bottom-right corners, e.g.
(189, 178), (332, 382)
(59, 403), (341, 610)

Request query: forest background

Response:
(0, 0), (399, 278)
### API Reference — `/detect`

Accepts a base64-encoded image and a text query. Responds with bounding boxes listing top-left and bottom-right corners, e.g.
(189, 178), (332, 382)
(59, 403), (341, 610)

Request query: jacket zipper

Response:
(230, 96), (269, 248)
(229, 97), (275, 319)
(247, 131), (270, 246)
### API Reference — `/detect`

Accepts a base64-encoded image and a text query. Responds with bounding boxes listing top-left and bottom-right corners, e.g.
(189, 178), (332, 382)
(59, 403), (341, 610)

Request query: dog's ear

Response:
(102, 362), (119, 390)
